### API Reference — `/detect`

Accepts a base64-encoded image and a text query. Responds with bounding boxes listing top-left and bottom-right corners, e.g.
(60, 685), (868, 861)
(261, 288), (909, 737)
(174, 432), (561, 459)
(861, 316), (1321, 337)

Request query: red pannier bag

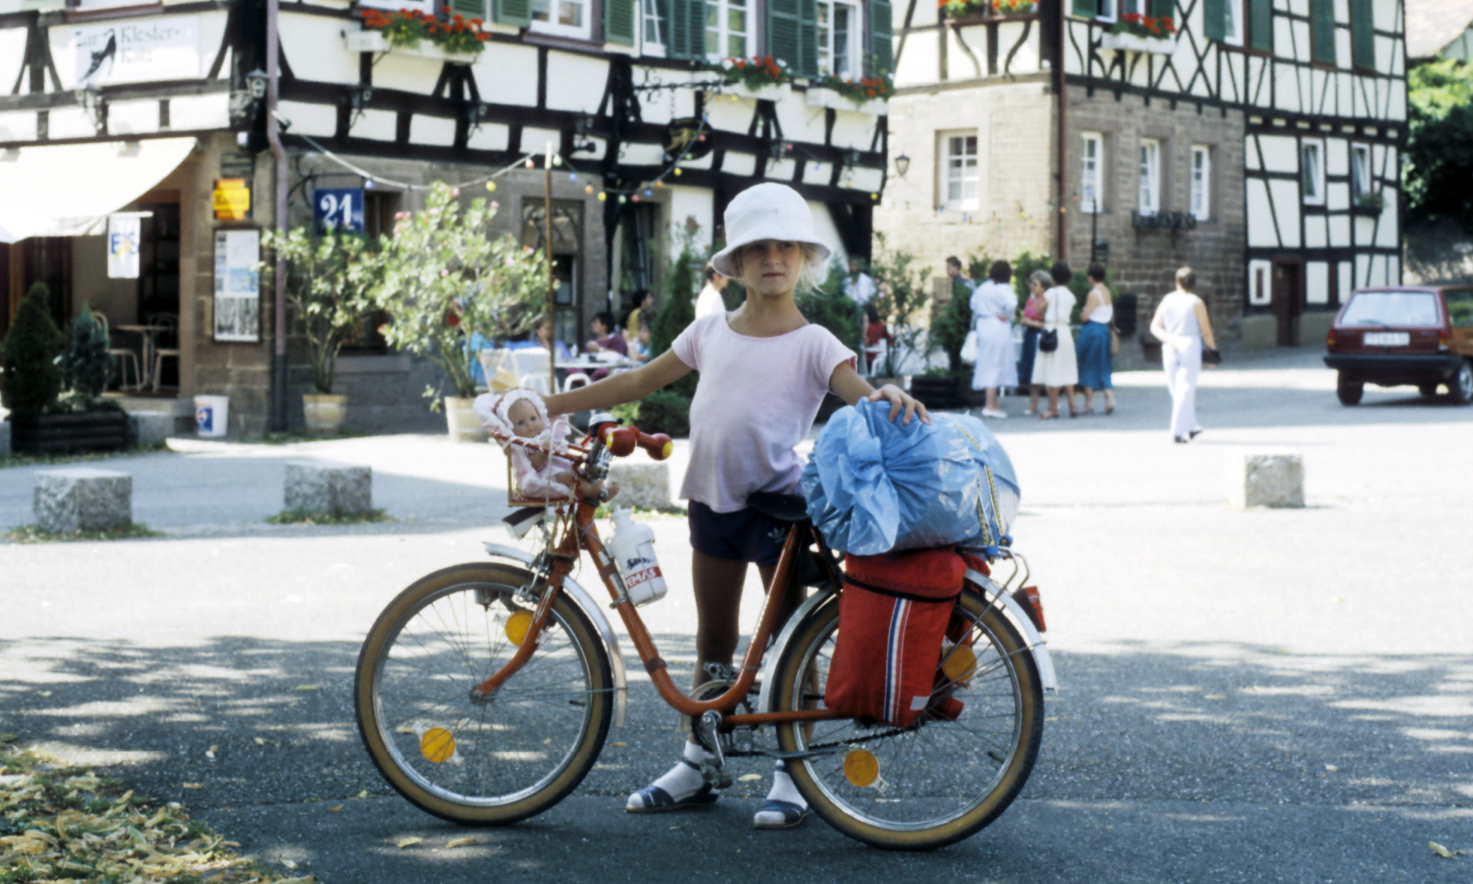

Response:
(824, 548), (966, 727)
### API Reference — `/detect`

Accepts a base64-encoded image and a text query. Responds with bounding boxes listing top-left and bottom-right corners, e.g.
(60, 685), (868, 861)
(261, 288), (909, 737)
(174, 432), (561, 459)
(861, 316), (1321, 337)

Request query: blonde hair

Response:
(729, 242), (830, 294)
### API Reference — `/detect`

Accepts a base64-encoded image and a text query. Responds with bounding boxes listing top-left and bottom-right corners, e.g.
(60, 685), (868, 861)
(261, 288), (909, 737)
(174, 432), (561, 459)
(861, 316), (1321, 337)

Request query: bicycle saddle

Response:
(747, 492), (809, 523)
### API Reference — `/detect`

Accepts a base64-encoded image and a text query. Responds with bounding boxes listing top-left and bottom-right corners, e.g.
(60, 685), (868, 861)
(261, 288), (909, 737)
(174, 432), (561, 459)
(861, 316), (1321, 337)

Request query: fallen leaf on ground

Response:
(609, 742), (627, 748)
(182, 783), (203, 789)
(446, 837), (479, 848)
(357, 790), (370, 799)
(737, 773), (763, 782)
(1429, 842), (1454, 859)
(395, 837), (423, 848)
(254, 737), (266, 745)
(327, 805), (343, 813)
(294, 685), (319, 692)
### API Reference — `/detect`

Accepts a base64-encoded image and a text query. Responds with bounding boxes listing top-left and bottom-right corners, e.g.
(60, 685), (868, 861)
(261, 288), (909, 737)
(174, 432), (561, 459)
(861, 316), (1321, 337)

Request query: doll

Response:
(474, 388), (577, 500)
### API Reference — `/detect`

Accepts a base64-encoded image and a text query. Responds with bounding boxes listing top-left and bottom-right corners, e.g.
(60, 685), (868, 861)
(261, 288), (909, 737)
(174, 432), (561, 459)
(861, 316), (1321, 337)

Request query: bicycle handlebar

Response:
(590, 420), (673, 461)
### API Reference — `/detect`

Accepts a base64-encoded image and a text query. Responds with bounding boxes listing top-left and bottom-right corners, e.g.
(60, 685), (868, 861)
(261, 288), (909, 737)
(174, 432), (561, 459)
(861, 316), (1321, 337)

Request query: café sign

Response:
(61, 16), (202, 87)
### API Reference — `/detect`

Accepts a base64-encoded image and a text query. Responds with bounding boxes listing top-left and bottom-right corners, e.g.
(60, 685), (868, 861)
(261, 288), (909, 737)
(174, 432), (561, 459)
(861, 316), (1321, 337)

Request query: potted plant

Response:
(348, 7), (492, 62)
(708, 56), (792, 101)
(372, 182), (547, 441)
(260, 226), (378, 435)
(1, 286), (127, 453)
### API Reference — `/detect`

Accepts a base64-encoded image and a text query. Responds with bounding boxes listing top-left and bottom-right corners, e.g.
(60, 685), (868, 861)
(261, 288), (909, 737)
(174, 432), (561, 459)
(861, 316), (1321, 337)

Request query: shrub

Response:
(1, 282), (65, 420)
(62, 304), (112, 402)
(795, 261), (860, 354)
(635, 388), (691, 438)
(868, 233), (930, 374)
(929, 283), (974, 372)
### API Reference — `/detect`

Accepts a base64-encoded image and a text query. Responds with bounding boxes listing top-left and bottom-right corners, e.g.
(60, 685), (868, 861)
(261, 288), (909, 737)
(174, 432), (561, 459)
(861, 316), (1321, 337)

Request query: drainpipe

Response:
(266, 0), (289, 432)
(1054, 0), (1067, 263)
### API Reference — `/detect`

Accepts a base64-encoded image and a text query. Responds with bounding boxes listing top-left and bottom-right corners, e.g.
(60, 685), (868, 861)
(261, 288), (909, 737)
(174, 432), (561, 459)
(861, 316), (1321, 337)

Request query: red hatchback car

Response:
(1324, 286), (1473, 405)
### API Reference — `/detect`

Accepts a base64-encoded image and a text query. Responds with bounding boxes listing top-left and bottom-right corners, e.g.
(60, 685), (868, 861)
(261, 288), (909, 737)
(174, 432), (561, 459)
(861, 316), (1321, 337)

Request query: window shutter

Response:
(797, 0), (818, 77)
(605, 0), (636, 44)
(869, 0), (893, 75)
(1149, 0), (1173, 20)
(686, 0), (709, 58)
(1071, 0), (1096, 18)
(493, 0), (532, 27)
(1201, 0), (1225, 40)
(1310, 0), (1335, 63)
(768, 0), (803, 72)
(1249, 0), (1271, 50)
(452, 0), (486, 19)
(1350, 0), (1374, 68)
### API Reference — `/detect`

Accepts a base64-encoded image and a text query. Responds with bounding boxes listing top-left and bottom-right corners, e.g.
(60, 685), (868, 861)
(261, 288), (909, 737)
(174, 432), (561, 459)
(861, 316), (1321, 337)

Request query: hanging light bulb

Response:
(644, 188), (653, 197)
(569, 172), (578, 182)
(654, 180), (663, 188)
(673, 168), (682, 176)
(597, 191), (607, 201)
(585, 184), (595, 194)
(486, 181), (497, 191)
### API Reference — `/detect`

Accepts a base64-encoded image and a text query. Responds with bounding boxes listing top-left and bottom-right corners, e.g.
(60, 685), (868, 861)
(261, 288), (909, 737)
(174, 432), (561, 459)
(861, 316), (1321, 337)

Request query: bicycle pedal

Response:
(699, 760), (734, 790)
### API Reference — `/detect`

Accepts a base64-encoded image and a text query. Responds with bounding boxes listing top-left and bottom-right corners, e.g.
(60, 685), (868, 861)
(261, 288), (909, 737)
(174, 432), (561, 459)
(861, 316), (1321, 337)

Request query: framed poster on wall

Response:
(214, 229), (260, 342)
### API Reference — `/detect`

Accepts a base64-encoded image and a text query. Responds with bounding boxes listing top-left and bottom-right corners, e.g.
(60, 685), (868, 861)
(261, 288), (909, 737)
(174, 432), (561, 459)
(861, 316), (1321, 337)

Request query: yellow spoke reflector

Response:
(843, 749), (879, 788)
(420, 728), (456, 764)
(941, 644), (977, 683)
(505, 611), (533, 646)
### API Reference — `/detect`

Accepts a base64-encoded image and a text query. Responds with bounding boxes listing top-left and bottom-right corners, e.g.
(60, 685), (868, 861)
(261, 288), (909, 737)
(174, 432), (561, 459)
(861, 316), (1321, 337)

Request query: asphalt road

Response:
(2, 348), (1471, 883)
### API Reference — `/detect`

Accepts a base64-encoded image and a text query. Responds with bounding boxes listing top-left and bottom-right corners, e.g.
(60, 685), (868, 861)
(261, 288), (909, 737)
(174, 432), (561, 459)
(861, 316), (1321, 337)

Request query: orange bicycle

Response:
(353, 414), (1056, 849)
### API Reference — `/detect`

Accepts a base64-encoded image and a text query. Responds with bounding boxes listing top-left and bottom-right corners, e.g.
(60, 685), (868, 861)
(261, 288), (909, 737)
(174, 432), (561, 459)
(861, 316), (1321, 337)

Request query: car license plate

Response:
(1364, 332), (1410, 346)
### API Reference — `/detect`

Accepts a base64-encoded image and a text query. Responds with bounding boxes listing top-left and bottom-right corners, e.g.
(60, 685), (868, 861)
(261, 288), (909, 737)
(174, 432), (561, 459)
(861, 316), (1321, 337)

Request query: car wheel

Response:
(1336, 375), (1364, 406)
(1419, 383), (1440, 397)
(1450, 361), (1473, 405)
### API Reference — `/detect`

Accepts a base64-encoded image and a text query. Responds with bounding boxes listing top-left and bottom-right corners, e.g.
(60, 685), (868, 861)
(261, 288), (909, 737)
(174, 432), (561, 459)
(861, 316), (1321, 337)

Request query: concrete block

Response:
(128, 412), (171, 449)
(1226, 453), (1304, 509)
(34, 468), (132, 533)
(608, 462), (671, 511)
(285, 460), (373, 515)
(0, 420), (10, 457)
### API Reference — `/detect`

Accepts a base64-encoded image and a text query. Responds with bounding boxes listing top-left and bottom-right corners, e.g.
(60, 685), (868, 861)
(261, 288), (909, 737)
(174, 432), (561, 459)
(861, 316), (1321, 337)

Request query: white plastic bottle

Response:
(606, 507), (667, 606)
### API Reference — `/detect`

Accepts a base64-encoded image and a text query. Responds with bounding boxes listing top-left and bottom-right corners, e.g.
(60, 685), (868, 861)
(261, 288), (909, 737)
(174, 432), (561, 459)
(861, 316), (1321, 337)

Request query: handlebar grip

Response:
(637, 432), (673, 461)
(594, 423), (673, 460)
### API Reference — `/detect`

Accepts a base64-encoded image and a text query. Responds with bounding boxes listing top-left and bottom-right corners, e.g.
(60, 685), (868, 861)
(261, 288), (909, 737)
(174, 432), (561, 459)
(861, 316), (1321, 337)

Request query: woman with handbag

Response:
(1032, 263), (1080, 419)
(1074, 263), (1118, 415)
(969, 260), (1019, 419)
(1149, 266), (1219, 443)
(1016, 271), (1051, 415)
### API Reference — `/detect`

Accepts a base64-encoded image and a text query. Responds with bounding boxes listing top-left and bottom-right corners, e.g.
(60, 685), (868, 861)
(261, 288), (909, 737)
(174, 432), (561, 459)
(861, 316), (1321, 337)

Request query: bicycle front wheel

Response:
(772, 588), (1044, 849)
(354, 562), (612, 824)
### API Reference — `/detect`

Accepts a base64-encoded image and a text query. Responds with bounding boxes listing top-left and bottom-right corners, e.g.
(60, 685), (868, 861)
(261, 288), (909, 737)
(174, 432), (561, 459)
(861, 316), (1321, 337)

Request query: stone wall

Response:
(1063, 86), (1248, 345)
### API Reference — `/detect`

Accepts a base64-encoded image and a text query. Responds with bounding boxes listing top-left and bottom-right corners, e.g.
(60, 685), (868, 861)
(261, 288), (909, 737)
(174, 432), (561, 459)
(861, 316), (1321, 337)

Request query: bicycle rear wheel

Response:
(354, 562), (612, 824)
(772, 588), (1043, 849)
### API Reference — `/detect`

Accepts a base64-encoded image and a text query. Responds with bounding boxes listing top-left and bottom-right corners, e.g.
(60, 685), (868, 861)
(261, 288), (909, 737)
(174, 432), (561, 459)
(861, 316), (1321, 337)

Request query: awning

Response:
(0, 137), (198, 243)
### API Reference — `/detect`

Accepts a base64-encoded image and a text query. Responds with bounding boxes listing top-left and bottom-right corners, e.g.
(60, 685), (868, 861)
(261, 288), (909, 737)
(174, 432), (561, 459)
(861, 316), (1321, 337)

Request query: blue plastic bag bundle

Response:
(800, 400), (1021, 557)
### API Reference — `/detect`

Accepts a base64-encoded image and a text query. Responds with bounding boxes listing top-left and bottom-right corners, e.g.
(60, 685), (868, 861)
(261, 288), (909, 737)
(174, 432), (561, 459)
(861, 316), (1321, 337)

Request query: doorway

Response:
(1272, 259), (1303, 347)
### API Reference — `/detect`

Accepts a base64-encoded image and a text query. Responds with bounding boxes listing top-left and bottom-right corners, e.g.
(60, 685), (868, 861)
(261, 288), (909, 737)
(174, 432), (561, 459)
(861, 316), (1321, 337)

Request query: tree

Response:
(1405, 58), (1473, 231)
(1, 282), (65, 420)
(62, 304), (113, 403)
(371, 182), (548, 405)
(867, 233), (930, 375)
(261, 226), (379, 394)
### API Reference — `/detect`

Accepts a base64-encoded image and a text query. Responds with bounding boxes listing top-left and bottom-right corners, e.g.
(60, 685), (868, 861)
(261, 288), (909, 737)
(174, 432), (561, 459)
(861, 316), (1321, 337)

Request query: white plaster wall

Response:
(665, 184), (712, 260)
(279, 100), (338, 138)
(1375, 187), (1398, 247)
(765, 157), (797, 180)
(1268, 178), (1301, 247)
(1274, 60), (1301, 113)
(617, 141), (665, 165)
(545, 54), (609, 114)
(47, 107), (94, 140)
(1325, 137), (1347, 175)
(808, 197), (845, 264)
(1355, 253), (1369, 287)
(1305, 213), (1327, 248)
(1328, 213), (1350, 246)
(1258, 135), (1297, 173)
(1353, 215), (1375, 247)
(1306, 260), (1329, 304)
(108, 99), (158, 135)
(170, 93), (229, 130)
(410, 115), (457, 147)
(350, 108), (397, 142)
(850, 167), (884, 192)
(724, 152), (757, 176)
(1246, 179), (1277, 247)
(1338, 261), (1351, 300)
(522, 127), (564, 155)
(374, 53), (445, 95)
(281, 15), (359, 84)
(829, 112), (876, 151)
(468, 123), (510, 151)
(473, 45), (539, 106)
(1326, 181), (1349, 212)
(774, 101), (828, 145)
(1386, 254), (1399, 283)
(0, 30), (26, 89)
(0, 110), (37, 141)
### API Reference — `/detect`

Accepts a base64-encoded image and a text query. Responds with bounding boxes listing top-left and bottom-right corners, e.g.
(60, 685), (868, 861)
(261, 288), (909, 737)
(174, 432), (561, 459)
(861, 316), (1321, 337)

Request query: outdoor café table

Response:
(115, 324), (169, 389)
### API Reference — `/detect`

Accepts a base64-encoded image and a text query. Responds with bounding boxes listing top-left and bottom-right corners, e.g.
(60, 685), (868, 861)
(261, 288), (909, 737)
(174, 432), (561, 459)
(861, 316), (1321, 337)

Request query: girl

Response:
(543, 182), (928, 829)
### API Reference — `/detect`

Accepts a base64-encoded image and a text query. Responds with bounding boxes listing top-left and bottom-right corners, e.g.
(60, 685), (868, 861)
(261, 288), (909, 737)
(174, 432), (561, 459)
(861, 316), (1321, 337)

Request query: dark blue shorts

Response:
(688, 501), (788, 566)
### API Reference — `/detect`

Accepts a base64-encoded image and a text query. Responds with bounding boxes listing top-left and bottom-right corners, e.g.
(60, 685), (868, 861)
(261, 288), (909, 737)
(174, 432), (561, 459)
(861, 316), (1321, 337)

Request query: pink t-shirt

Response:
(672, 312), (856, 513)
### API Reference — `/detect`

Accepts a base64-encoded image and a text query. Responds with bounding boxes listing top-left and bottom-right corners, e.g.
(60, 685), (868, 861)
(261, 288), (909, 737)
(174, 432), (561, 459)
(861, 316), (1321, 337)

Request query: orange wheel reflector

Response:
(843, 749), (879, 787)
(420, 727), (456, 764)
(941, 645), (978, 683)
(504, 611), (533, 646)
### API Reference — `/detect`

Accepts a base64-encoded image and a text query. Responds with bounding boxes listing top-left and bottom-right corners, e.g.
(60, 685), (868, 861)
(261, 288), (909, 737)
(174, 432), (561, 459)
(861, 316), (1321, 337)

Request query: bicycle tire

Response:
(354, 562), (612, 824)
(772, 588), (1043, 849)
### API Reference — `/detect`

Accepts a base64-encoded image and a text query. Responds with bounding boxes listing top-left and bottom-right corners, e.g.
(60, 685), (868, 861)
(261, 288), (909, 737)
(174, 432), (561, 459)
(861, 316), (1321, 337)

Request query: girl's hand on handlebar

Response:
(869, 384), (931, 426)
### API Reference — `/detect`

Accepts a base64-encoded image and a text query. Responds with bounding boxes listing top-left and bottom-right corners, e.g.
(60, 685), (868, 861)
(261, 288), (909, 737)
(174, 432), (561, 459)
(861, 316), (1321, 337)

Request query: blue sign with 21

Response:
(313, 187), (364, 232)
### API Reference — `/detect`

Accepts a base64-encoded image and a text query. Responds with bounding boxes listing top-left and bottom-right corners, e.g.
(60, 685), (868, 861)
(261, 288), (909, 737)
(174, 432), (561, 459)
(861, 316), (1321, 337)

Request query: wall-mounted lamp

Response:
(347, 82), (374, 126)
(245, 68), (269, 101)
(465, 102), (491, 131)
(76, 86), (105, 134)
(768, 139), (790, 160)
(894, 152), (910, 177)
(571, 114), (598, 153)
(842, 148), (861, 170)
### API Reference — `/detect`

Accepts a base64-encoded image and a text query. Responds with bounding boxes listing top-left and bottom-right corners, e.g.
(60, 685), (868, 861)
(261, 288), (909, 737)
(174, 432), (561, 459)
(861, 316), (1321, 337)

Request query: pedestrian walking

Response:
(1033, 262), (1079, 419)
(1016, 272), (1049, 415)
(969, 259), (1018, 418)
(1149, 266), (1218, 443)
(1074, 263), (1117, 415)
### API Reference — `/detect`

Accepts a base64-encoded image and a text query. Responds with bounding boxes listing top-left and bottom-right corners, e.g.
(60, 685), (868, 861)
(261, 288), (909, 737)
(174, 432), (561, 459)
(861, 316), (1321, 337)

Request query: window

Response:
(817, 0), (862, 78)
(1309, 0), (1335, 64)
(1350, 143), (1372, 199)
(940, 132), (979, 210)
(706, 0), (750, 60)
(642, 0), (667, 51)
(1081, 132), (1104, 213)
(1202, 0), (1242, 43)
(1301, 140), (1325, 205)
(1071, 0), (1115, 21)
(531, 0), (591, 38)
(1137, 138), (1160, 217)
(1350, 0), (1374, 68)
(1189, 145), (1210, 220)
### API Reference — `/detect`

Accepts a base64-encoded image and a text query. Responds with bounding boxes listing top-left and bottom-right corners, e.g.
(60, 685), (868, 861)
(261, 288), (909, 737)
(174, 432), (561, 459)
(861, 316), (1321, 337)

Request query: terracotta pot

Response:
(303, 393), (348, 435)
(444, 395), (488, 443)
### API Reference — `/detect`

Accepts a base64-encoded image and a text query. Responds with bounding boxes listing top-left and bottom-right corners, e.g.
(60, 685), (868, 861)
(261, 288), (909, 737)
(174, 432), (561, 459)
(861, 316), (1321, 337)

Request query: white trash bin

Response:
(194, 395), (229, 438)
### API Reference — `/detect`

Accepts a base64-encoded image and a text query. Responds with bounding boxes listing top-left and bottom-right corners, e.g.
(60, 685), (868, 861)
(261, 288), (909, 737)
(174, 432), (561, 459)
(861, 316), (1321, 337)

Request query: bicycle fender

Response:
(483, 542), (628, 728)
(757, 585), (838, 714)
(965, 570), (1058, 693)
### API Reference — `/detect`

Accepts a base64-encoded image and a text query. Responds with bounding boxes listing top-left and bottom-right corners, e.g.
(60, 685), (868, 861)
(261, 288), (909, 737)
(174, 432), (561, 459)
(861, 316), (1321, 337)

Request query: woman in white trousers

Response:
(1149, 267), (1218, 443)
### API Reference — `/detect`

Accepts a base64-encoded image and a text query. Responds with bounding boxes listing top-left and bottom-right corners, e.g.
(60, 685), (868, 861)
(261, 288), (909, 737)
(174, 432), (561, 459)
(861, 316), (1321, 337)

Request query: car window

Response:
(1340, 291), (1441, 327)
(1445, 290), (1473, 328)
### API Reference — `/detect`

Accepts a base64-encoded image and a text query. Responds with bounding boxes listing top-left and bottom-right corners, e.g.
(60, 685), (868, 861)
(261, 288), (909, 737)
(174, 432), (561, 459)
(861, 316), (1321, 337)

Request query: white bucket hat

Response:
(709, 183), (832, 279)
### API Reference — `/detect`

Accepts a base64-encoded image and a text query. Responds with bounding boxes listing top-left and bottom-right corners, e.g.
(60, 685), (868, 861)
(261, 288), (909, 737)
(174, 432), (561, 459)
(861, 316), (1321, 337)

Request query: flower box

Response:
(1099, 31), (1177, 54)
(804, 87), (887, 115)
(344, 28), (481, 64)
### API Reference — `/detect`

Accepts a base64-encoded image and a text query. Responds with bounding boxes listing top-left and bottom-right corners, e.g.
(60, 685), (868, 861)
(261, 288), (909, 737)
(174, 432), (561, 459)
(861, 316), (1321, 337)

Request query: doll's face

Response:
(506, 399), (545, 438)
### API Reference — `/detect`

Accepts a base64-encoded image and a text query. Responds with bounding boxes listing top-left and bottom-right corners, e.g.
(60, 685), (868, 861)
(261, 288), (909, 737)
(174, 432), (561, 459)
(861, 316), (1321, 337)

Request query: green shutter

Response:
(686, 0), (708, 58)
(1202, 0), (1226, 40)
(869, 0), (893, 75)
(1149, 0), (1173, 20)
(1310, 0), (1335, 63)
(451, 0), (485, 18)
(1350, 0), (1374, 68)
(768, 0), (802, 72)
(1071, 0), (1096, 18)
(493, 0), (532, 27)
(605, 0), (636, 44)
(1249, 0), (1271, 50)
(796, 0), (818, 76)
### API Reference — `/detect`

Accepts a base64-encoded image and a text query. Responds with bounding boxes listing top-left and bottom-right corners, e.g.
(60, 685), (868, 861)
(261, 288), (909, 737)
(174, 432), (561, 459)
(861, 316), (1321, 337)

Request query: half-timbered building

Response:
(1, 0), (892, 433)
(875, 0), (1407, 349)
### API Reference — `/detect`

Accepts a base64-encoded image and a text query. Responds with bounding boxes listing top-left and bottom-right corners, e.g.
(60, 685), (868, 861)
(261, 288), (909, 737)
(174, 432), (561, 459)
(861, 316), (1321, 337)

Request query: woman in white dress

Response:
(1032, 263), (1079, 419)
(1149, 266), (1218, 443)
(969, 260), (1019, 418)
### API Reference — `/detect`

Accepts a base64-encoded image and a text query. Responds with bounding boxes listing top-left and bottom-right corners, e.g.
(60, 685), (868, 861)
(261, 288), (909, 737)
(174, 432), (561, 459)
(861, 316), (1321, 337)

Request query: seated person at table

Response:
(507, 315), (573, 360)
(631, 325), (652, 363)
(585, 312), (628, 357)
